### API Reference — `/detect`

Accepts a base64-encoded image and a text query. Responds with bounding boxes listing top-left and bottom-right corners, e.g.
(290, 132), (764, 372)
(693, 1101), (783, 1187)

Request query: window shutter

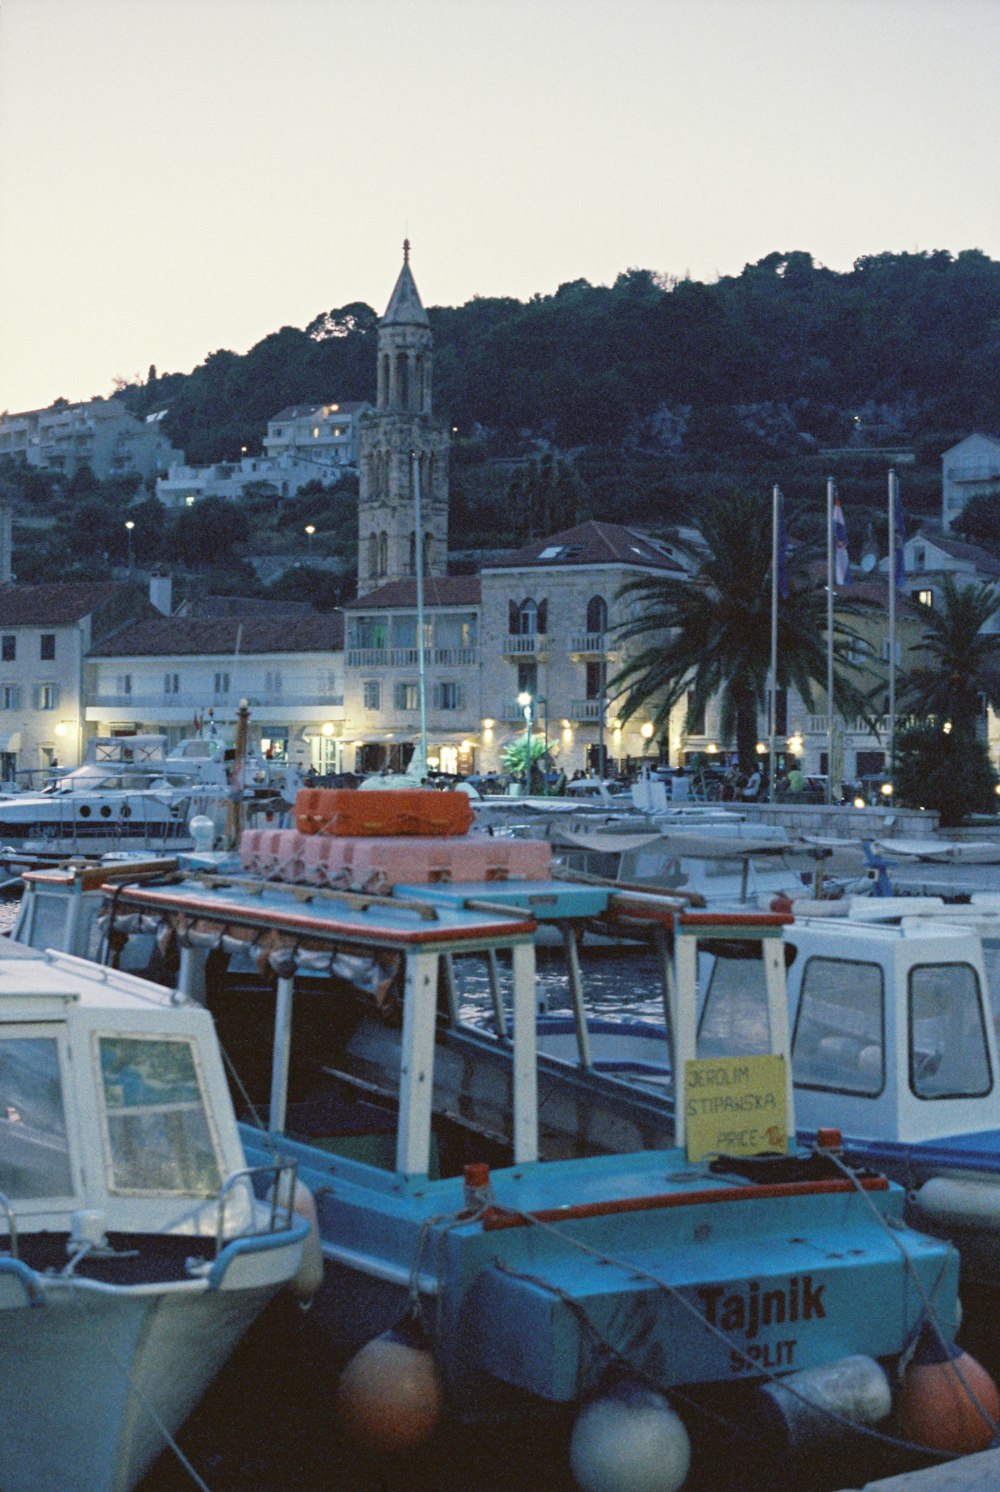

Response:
(394, 682), (405, 709)
(508, 600), (518, 635)
(538, 599), (548, 633)
(432, 683), (441, 708)
(457, 683), (466, 709)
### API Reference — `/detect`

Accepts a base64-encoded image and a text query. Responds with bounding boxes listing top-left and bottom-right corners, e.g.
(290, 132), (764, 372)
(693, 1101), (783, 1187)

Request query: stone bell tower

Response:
(356, 241), (450, 597)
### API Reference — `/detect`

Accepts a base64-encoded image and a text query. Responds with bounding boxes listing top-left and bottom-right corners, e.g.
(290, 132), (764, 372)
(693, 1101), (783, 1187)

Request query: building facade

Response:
(941, 434), (1000, 533)
(0, 398), (181, 482)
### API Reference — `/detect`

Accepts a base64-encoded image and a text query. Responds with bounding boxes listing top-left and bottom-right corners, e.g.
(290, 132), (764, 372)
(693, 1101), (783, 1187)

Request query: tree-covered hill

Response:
(116, 249), (1000, 469)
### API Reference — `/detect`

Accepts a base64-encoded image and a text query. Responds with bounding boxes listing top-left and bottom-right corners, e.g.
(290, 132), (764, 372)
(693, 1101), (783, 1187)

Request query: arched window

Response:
(518, 599), (538, 635)
(379, 353), (390, 406)
(416, 356), (425, 411)
(378, 531), (388, 575)
(395, 353), (409, 410)
(368, 532), (378, 577)
(586, 595), (608, 635)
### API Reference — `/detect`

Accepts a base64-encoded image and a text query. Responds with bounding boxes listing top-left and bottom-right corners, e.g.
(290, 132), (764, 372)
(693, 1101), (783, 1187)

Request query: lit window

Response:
(39, 683), (58, 710)
(916, 590), (933, 608)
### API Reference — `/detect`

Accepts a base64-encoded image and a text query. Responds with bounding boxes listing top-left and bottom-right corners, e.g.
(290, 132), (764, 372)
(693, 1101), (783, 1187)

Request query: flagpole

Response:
(826, 476), (835, 805)
(888, 467), (898, 782)
(769, 484), (779, 804)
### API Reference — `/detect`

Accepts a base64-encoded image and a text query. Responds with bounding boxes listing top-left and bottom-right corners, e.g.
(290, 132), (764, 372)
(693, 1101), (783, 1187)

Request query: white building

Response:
(0, 582), (154, 780)
(86, 611), (346, 772)
(155, 400), (371, 507)
(941, 434), (1000, 533)
(0, 398), (181, 483)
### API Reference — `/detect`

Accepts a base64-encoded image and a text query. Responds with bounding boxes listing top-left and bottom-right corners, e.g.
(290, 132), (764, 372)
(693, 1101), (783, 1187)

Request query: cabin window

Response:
(792, 956), (884, 1095)
(0, 1034), (73, 1198)
(96, 1034), (223, 1196)
(909, 963), (992, 1100)
(698, 954), (772, 1059)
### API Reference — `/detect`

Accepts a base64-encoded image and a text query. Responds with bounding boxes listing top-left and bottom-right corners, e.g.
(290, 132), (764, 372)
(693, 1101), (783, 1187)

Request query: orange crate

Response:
(294, 788), (473, 838)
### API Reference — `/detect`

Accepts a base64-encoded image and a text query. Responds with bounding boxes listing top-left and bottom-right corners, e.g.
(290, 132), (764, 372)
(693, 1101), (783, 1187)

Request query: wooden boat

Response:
(84, 864), (980, 1490)
(0, 936), (310, 1492)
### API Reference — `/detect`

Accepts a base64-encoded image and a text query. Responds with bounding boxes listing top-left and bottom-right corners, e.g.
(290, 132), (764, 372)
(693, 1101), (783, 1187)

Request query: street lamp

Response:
(517, 690), (533, 795)
(124, 520), (135, 571)
(305, 524), (316, 556)
(536, 695), (549, 784)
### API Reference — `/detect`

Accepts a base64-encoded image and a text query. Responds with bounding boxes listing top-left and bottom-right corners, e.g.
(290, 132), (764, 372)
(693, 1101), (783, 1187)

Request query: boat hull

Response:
(0, 1274), (281, 1492)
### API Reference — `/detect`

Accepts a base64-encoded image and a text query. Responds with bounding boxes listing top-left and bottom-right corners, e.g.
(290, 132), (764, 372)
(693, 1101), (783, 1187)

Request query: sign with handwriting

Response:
(685, 1054), (788, 1162)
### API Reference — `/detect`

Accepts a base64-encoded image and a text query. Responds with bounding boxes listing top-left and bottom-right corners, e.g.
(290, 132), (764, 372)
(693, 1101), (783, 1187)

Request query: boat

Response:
(0, 935), (311, 1492)
(78, 844), (986, 1490)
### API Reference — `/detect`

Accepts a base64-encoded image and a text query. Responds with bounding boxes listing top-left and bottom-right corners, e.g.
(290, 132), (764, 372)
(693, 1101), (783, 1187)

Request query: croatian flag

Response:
(833, 499), (851, 587)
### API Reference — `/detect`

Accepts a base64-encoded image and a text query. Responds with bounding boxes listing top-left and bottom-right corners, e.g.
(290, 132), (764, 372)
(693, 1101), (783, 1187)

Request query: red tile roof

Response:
(482, 520), (685, 573)
(89, 612), (344, 658)
(0, 582), (141, 626)
(345, 576), (481, 609)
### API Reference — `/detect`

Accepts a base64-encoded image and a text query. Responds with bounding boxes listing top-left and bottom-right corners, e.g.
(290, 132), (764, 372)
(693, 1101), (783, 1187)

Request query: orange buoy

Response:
(770, 893), (794, 913)
(899, 1329), (1000, 1454)
(336, 1313), (444, 1453)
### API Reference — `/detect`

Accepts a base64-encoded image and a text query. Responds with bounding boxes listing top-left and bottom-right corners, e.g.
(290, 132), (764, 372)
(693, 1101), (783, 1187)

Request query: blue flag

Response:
(777, 494), (789, 600)
(833, 499), (851, 587)
(894, 487), (906, 587)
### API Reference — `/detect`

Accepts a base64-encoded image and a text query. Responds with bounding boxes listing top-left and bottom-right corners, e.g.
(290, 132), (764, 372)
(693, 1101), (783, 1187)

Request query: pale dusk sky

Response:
(1, 0), (997, 413)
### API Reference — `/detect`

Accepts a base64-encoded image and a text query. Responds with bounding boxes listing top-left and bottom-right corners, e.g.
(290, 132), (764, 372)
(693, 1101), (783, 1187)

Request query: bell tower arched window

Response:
(378, 531), (388, 575)
(368, 532), (378, 577)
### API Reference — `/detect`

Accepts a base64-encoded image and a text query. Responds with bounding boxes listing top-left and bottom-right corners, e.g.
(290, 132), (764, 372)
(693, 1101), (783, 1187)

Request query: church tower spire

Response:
(357, 242), (450, 596)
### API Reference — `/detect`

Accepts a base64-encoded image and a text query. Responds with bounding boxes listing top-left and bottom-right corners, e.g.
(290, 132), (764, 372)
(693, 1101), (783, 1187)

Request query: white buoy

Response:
(759, 1355), (892, 1451)
(570, 1379), (691, 1492)
(189, 813), (215, 851)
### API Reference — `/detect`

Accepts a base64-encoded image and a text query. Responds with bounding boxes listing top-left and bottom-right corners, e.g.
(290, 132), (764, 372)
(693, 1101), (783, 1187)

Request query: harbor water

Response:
(133, 940), (996, 1492)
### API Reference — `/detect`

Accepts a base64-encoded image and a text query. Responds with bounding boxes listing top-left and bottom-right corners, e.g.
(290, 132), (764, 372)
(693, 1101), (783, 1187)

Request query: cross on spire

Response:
(403, 238), (410, 264)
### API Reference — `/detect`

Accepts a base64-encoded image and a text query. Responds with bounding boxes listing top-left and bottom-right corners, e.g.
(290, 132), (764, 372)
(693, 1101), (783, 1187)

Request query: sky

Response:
(1, 0), (998, 414)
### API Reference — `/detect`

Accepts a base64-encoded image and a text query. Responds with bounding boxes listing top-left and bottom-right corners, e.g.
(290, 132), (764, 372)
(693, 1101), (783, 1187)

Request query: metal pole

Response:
(412, 451), (428, 775)
(826, 476), (835, 805)
(768, 484), (780, 802)
(888, 468), (898, 782)
(524, 698), (532, 794)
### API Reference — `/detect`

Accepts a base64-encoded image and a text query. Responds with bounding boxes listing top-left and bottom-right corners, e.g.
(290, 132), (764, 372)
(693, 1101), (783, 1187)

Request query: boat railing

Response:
(214, 1160), (299, 1252)
(0, 1188), (19, 1259)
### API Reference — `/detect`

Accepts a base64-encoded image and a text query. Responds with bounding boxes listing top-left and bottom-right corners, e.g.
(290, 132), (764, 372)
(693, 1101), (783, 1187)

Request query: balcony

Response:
(346, 646), (479, 668)
(569, 699), (605, 724)
(90, 690), (344, 712)
(502, 634), (547, 658)
(568, 632), (616, 657)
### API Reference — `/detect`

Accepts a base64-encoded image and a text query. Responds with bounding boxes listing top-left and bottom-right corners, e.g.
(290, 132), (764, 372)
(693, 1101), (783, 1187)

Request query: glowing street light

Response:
(305, 524), (316, 556)
(124, 520), (135, 570)
(517, 691), (533, 795)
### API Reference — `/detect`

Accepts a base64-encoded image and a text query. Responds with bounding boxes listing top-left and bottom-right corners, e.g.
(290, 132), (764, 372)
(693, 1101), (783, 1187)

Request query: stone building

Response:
(356, 242), (450, 597)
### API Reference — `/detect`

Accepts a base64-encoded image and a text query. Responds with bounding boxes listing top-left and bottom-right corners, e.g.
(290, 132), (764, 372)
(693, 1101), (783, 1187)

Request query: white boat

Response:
(0, 937), (310, 1492)
(0, 731), (301, 858)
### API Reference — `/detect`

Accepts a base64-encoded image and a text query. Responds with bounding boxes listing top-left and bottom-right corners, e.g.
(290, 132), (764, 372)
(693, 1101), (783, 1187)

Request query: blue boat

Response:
(91, 869), (974, 1490)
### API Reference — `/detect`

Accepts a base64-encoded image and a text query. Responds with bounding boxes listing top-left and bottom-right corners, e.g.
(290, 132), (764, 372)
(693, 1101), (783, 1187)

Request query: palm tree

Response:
(898, 573), (1000, 734)
(611, 492), (874, 771)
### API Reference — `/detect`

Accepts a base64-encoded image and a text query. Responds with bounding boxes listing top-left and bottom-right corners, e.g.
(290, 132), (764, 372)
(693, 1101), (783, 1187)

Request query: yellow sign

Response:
(684, 1054), (788, 1163)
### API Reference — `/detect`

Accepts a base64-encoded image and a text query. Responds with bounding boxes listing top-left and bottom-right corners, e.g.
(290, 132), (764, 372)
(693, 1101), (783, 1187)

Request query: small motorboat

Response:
(0, 937), (311, 1492)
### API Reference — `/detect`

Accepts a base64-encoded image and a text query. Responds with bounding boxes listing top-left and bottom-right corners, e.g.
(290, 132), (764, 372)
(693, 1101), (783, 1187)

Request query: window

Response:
(847, 636), (870, 665)
(519, 661), (538, 696)
(214, 672), (229, 695)
(40, 634), (55, 661)
(881, 639), (901, 664)
(38, 683), (58, 710)
(585, 661), (603, 701)
(909, 963), (991, 1099)
(394, 681), (419, 710)
(98, 1035), (222, 1195)
(363, 680), (381, 710)
(265, 671), (283, 693)
(914, 547), (925, 570)
(163, 672), (180, 695)
(1, 635), (14, 662)
(685, 689), (706, 736)
(792, 956), (884, 1095)
(117, 673), (132, 696)
(586, 595), (608, 635)
(0, 1035), (73, 1198)
(915, 589), (934, 608)
(0, 684), (20, 710)
(437, 682), (460, 710)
